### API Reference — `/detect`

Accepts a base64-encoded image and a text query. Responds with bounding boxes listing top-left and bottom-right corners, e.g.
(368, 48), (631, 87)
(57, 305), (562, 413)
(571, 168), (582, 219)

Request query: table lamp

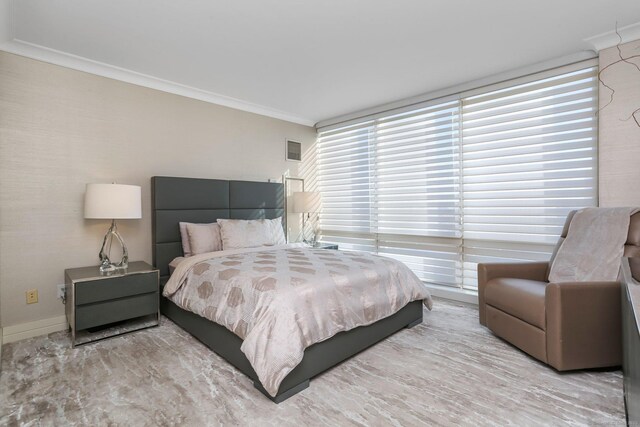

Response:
(291, 191), (320, 244)
(84, 183), (142, 273)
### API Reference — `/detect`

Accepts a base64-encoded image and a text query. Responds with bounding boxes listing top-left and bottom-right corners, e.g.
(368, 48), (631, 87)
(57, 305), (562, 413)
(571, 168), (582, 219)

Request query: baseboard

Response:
(2, 315), (68, 344)
(425, 284), (478, 305)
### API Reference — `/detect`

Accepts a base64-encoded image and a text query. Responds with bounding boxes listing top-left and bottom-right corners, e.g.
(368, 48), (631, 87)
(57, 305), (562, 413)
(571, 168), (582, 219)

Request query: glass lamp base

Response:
(301, 213), (318, 247)
(98, 220), (129, 274)
(302, 235), (316, 246)
(99, 261), (128, 274)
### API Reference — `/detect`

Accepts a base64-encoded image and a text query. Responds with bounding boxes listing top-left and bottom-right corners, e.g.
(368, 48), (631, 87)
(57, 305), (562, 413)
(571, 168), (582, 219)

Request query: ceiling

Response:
(2, 0), (640, 126)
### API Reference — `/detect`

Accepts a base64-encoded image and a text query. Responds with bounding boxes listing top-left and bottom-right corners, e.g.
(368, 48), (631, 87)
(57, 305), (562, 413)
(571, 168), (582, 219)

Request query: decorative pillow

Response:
(217, 217), (286, 249)
(185, 222), (223, 255)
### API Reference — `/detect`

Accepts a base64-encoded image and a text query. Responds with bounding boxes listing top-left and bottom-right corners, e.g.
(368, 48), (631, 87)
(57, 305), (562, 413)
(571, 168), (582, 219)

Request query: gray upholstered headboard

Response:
(151, 176), (284, 282)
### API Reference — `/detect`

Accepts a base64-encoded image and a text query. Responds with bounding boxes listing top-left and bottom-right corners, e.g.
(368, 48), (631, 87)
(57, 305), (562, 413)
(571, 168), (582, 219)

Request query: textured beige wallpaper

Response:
(0, 52), (316, 328)
(598, 39), (640, 207)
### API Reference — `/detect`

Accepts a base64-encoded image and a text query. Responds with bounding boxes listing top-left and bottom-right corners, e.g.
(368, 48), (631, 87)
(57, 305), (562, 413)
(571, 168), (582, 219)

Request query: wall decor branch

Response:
(597, 24), (640, 129)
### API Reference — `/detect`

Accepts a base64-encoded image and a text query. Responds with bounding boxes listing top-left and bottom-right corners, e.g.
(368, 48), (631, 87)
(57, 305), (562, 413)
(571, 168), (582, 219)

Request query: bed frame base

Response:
(161, 295), (423, 403)
(405, 317), (423, 329)
(254, 380), (310, 404)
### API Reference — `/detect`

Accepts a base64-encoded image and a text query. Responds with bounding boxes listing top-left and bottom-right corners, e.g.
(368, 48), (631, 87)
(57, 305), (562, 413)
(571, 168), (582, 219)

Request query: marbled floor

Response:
(0, 299), (625, 426)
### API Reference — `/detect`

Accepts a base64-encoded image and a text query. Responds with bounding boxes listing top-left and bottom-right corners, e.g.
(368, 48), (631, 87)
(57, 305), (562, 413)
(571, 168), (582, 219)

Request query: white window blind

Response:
(317, 121), (377, 252)
(316, 60), (598, 291)
(460, 65), (598, 289)
(372, 101), (461, 287)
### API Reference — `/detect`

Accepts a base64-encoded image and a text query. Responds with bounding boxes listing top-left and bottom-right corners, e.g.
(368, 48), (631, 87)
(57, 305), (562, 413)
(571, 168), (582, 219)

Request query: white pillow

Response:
(184, 222), (223, 255)
(217, 217), (286, 250)
(179, 222), (193, 257)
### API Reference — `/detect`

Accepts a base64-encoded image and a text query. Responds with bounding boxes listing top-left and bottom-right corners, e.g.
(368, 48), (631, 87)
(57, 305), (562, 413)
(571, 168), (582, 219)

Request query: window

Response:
(460, 66), (598, 289)
(372, 101), (462, 287)
(317, 121), (376, 252)
(317, 60), (598, 291)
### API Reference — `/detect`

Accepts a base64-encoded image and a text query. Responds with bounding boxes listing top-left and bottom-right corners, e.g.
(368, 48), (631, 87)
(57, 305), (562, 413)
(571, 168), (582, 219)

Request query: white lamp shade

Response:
(291, 191), (319, 213)
(84, 183), (142, 219)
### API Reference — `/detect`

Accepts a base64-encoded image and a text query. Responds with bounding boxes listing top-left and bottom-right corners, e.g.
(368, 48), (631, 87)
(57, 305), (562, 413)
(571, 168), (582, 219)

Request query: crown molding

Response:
(0, 38), (315, 127)
(585, 22), (640, 52)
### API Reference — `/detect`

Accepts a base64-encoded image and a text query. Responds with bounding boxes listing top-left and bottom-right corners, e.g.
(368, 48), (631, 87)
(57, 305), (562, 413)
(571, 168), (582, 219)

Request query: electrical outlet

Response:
(26, 289), (38, 304)
(57, 284), (66, 301)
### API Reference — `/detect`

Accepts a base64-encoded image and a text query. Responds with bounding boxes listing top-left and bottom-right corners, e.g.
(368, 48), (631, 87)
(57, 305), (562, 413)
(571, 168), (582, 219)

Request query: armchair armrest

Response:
(477, 262), (549, 325)
(546, 281), (621, 370)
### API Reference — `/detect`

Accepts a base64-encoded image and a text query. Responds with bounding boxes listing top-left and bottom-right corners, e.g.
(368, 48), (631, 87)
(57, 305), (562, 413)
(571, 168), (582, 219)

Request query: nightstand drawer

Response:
(75, 273), (157, 305)
(75, 292), (158, 330)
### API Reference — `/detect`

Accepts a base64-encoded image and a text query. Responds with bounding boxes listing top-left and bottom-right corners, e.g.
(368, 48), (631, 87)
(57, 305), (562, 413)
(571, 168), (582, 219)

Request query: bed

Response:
(151, 176), (430, 403)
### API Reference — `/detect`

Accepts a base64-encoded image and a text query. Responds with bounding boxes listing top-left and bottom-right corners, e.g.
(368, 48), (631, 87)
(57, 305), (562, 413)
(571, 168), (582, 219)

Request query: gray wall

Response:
(0, 52), (316, 328)
(598, 39), (640, 207)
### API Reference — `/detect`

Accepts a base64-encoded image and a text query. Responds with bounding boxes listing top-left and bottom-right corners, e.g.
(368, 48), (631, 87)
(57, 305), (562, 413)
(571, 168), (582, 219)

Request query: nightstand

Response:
(65, 261), (159, 347)
(312, 242), (339, 250)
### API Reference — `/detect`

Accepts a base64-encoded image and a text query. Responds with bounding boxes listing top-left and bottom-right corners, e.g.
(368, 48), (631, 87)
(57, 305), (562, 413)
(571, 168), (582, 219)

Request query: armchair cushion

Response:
(485, 278), (547, 329)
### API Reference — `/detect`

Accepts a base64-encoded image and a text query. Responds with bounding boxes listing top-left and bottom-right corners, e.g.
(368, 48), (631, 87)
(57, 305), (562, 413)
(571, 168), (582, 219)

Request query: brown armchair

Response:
(478, 211), (640, 371)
